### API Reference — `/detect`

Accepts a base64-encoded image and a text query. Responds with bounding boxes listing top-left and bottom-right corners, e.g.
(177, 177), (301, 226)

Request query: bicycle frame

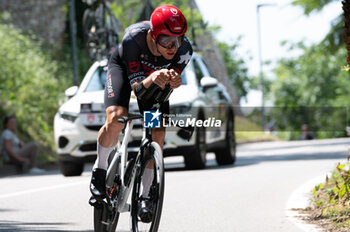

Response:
(105, 119), (135, 213)
(105, 118), (163, 215)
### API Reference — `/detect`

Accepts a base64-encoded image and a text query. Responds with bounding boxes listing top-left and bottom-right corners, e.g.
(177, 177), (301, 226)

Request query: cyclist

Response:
(90, 4), (193, 222)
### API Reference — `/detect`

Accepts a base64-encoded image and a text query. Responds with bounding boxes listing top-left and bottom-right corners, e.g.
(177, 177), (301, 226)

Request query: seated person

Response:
(0, 114), (45, 174)
(300, 124), (315, 140)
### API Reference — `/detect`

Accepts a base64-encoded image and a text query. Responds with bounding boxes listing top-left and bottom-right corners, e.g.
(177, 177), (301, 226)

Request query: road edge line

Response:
(285, 174), (330, 232)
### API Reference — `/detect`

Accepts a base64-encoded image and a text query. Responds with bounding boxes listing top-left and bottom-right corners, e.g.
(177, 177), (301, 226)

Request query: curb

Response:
(285, 174), (330, 232)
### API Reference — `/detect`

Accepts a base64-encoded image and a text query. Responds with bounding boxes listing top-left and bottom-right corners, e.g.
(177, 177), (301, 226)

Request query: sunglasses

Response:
(157, 35), (184, 50)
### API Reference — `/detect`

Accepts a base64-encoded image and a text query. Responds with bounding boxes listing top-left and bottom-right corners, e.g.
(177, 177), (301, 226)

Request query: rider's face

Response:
(156, 43), (177, 60)
(156, 35), (183, 60)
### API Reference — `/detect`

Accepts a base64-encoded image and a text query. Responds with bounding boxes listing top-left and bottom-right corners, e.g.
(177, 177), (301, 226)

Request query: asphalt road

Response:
(1, 138), (350, 232)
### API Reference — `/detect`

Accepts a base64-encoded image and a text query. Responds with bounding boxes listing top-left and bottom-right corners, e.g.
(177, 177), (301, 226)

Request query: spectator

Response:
(0, 114), (45, 174)
(346, 126), (350, 137)
(266, 122), (278, 136)
(300, 124), (315, 140)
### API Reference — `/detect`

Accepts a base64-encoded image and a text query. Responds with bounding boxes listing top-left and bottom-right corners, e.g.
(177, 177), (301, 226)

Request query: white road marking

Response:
(0, 180), (88, 199)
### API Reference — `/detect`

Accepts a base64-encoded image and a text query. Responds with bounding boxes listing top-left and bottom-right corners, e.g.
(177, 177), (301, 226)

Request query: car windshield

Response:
(180, 71), (187, 85)
(85, 67), (107, 92)
(85, 66), (187, 92)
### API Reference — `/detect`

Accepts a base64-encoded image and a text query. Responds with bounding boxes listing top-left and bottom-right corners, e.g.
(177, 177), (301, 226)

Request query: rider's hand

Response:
(169, 69), (181, 89)
(151, 69), (171, 89)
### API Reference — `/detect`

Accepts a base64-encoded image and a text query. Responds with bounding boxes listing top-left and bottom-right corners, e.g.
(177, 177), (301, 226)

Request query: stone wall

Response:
(0, 0), (66, 45)
(191, 1), (239, 106)
(196, 31), (239, 106)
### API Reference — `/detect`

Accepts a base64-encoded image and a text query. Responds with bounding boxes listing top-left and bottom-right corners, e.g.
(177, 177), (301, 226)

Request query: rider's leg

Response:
(94, 106), (128, 169)
(138, 127), (165, 222)
(90, 61), (131, 199)
(90, 106), (128, 198)
(139, 102), (168, 198)
(140, 127), (165, 197)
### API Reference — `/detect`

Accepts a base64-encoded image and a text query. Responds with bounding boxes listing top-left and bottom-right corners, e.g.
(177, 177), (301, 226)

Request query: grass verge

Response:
(235, 116), (280, 143)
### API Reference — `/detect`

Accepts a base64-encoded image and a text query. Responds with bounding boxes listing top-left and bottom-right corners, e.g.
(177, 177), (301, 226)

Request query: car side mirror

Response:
(200, 76), (218, 89)
(65, 86), (79, 100)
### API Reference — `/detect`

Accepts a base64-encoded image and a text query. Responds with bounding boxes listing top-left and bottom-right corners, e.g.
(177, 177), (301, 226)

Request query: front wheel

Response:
(215, 114), (236, 165)
(131, 142), (164, 232)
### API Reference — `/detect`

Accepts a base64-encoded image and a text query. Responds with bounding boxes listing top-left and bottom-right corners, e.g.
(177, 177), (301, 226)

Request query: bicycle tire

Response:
(93, 202), (120, 232)
(130, 142), (165, 232)
(93, 149), (121, 232)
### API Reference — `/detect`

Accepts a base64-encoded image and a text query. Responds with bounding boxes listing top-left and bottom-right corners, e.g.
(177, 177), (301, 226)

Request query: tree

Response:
(109, 0), (205, 42)
(0, 15), (72, 150)
(216, 38), (253, 102)
(264, 0), (350, 139)
(269, 40), (350, 139)
(292, 0), (343, 57)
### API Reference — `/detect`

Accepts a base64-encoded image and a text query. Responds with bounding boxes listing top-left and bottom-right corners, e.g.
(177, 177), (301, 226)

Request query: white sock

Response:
(141, 168), (154, 198)
(93, 142), (113, 170)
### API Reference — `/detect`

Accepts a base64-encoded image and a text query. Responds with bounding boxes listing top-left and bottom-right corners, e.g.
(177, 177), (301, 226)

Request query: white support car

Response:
(54, 54), (236, 176)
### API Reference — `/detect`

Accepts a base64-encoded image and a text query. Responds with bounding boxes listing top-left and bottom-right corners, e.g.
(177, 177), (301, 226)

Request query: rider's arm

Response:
(132, 69), (171, 90)
(168, 37), (193, 89)
(132, 70), (171, 101)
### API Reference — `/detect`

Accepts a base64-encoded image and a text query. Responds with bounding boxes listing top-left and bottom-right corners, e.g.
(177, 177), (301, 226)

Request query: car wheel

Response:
(59, 160), (84, 176)
(215, 113), (236, 165)
(184, 116), (207, 169)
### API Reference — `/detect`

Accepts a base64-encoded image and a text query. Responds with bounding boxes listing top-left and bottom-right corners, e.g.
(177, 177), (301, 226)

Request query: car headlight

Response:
(59, 112), (78, 122)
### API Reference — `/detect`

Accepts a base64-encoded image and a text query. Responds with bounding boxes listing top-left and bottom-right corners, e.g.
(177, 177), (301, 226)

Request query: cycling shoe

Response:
(90, 168), (106, 199)
(88, 196), (103, 209)
(138, 198), (153, 223)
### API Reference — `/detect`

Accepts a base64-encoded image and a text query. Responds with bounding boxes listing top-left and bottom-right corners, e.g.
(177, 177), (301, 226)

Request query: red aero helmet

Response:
(150, 5), (187, 41)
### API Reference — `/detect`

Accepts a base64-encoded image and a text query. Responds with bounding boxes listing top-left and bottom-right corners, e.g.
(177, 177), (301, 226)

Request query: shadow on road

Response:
(164, 148), (349, 172)
(0, 220), (135, 232)
(0, 220), (94, 232)
(2, 140), (349, 178)
(235, 150), (347, 168)
(238, 138), (350, 153)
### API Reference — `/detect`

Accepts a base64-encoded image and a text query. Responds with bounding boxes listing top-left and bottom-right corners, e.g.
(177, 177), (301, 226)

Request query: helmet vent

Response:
(164, 22), (186, 35)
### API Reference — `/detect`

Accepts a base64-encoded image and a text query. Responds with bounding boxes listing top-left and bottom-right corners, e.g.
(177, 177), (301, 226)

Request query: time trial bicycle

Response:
(90, 84), (190, 232)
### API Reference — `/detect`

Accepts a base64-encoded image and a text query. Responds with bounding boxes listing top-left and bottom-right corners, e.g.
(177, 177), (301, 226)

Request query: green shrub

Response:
(0, 21), (72, 153)
(312, 162), (350, 229)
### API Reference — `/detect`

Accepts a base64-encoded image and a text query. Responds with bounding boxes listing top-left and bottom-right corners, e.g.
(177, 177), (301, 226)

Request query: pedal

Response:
(88, 196), (102, 209)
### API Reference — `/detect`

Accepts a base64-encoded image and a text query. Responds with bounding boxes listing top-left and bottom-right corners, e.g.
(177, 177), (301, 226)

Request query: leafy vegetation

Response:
(0, 16), (73, 158)
(216, 38), (254, 102)
(287, 1), (350, 229)
(265, 0), (349, 140)
(109, 0), (206, 41)
(235, 116), (279, 143)
(268, 42), (350, 140)
(312, 162), (350, 230)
